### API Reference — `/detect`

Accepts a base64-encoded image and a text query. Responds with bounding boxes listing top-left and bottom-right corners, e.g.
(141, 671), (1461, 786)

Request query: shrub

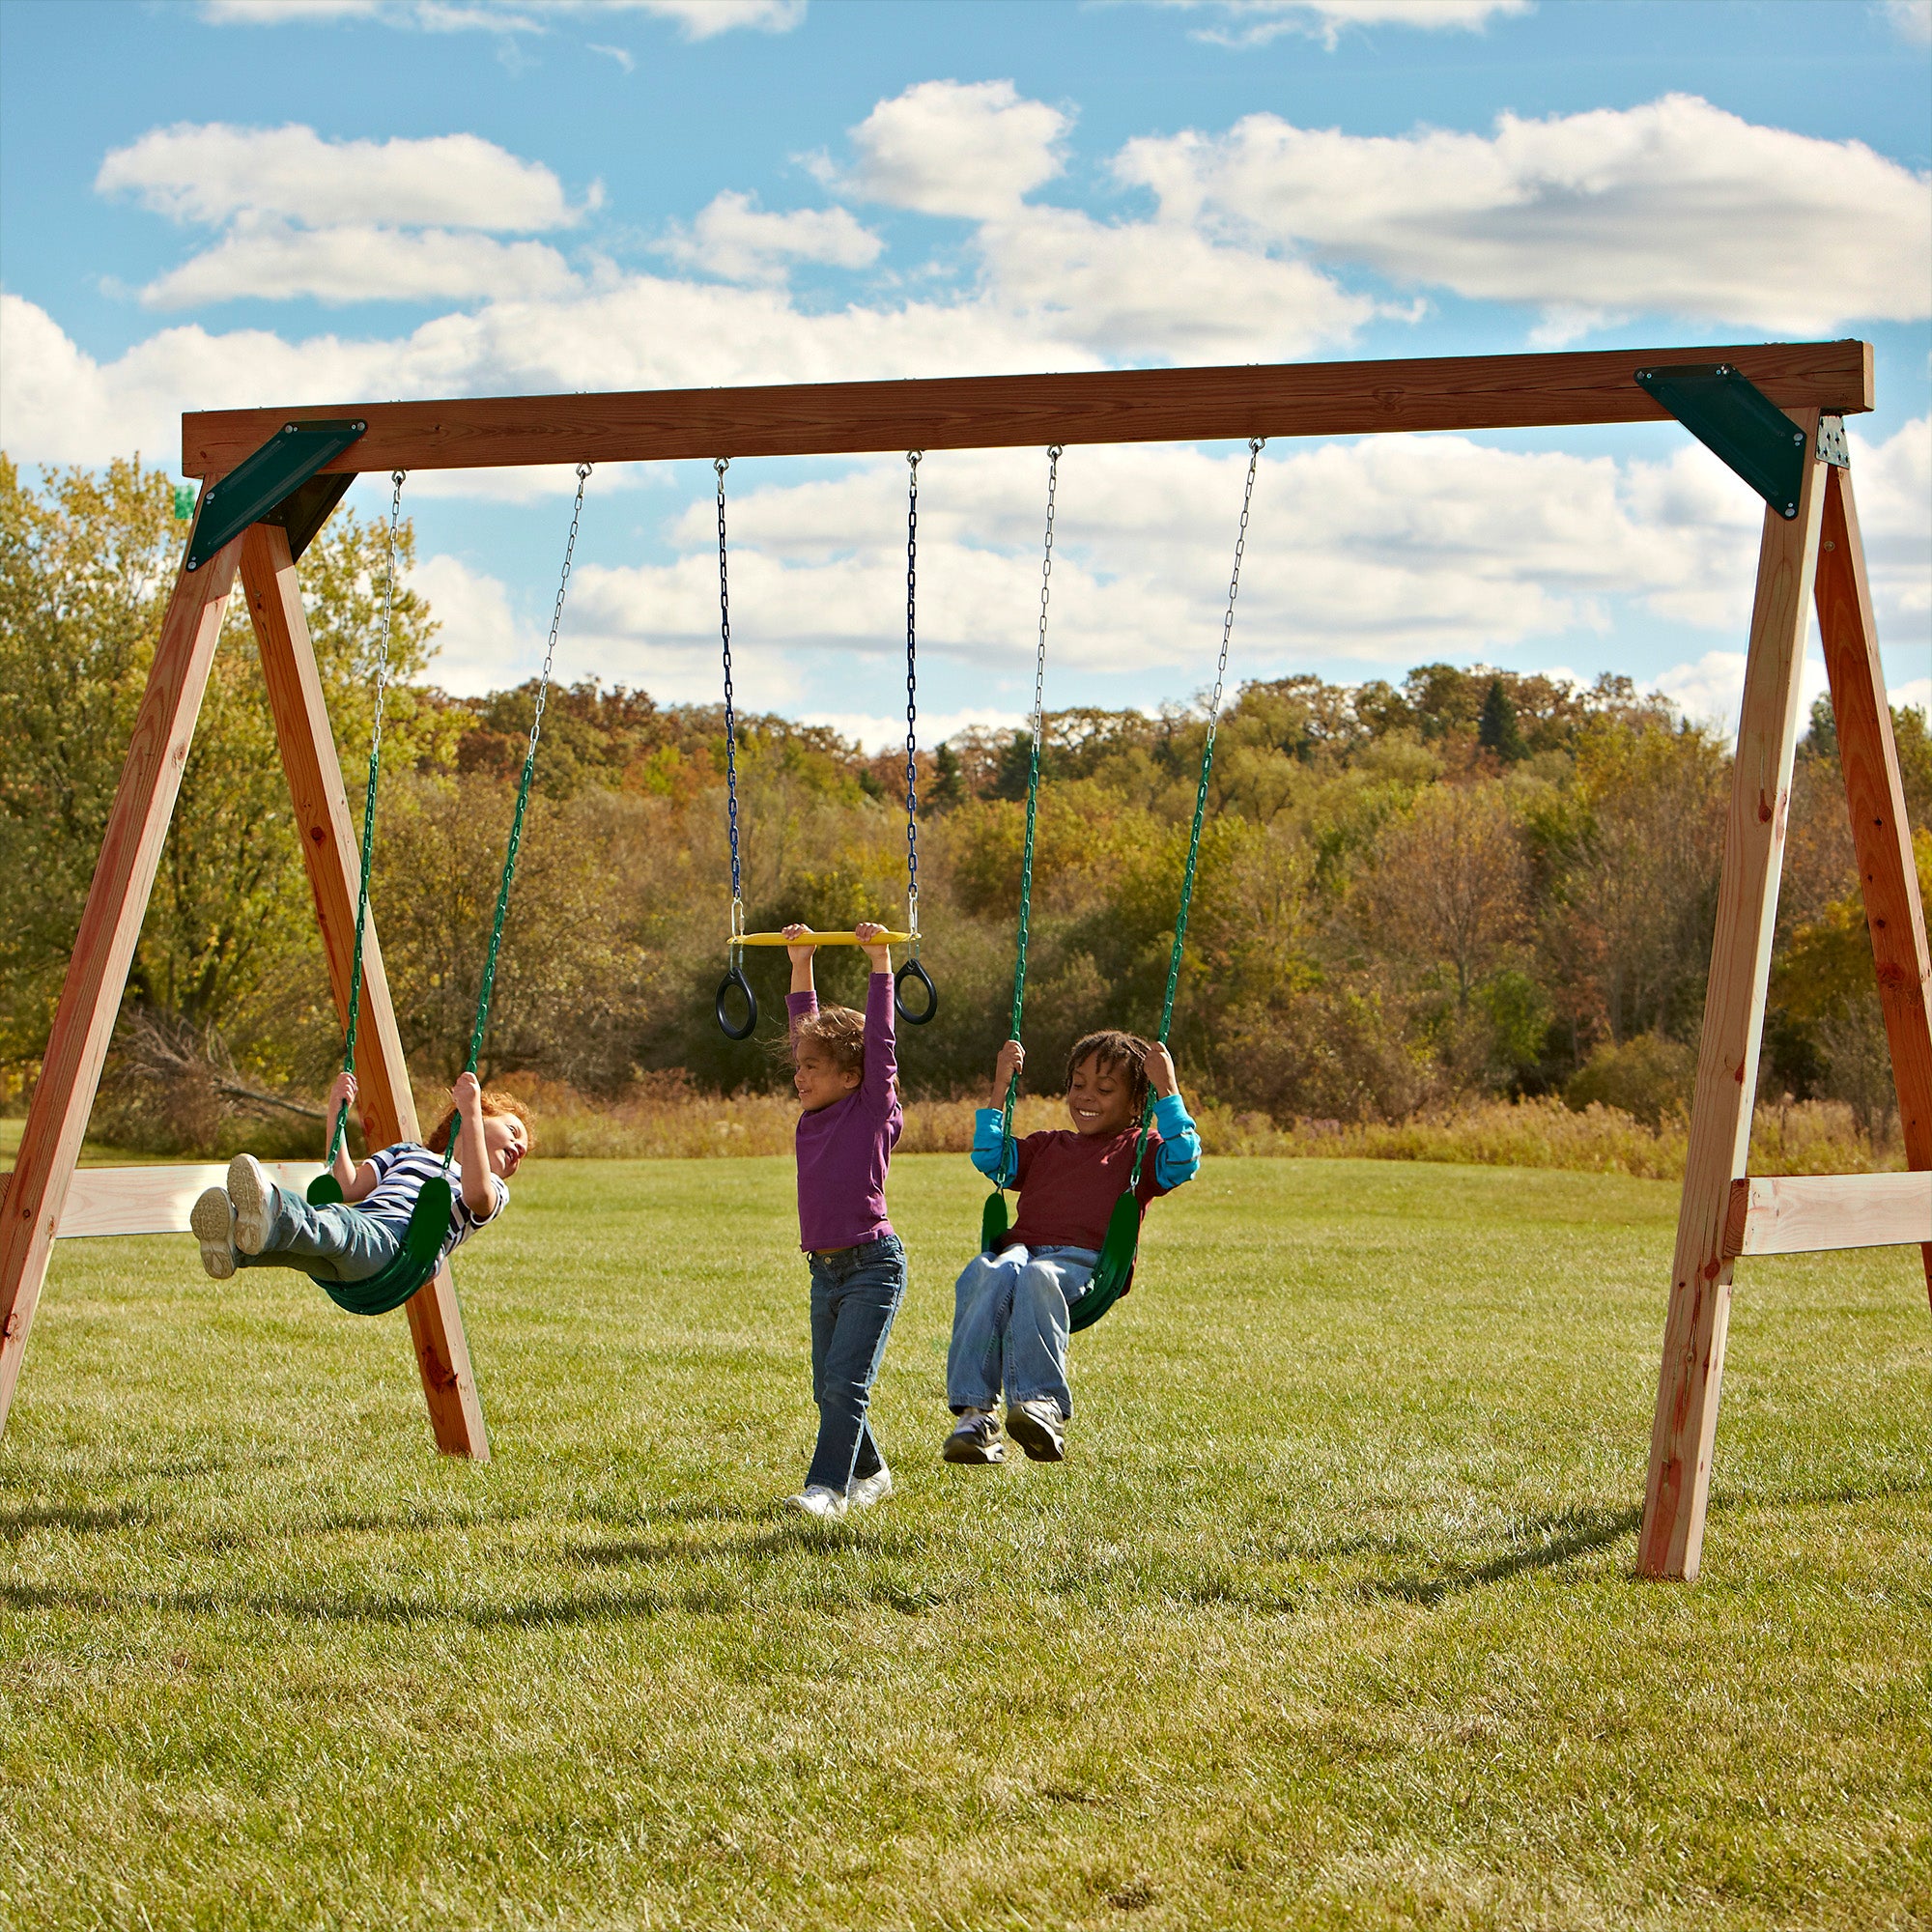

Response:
(1564, 1034), (1694, 1129)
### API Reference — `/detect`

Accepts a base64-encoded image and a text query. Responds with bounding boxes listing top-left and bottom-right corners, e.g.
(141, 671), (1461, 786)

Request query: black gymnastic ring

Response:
(715, 962), (758, 1040)
(894, 957), (938, 1026)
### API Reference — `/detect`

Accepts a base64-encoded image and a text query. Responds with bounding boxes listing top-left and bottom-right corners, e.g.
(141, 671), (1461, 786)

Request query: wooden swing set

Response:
(0, 337), (1923, 1581)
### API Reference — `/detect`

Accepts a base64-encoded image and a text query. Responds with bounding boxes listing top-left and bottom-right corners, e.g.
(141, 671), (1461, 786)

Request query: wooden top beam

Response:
(182, 339), (1873, 478)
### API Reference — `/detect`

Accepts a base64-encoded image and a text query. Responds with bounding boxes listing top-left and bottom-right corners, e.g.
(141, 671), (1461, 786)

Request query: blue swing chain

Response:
(1127, 436), (1264, 1188)
(904, 450), (922, 947)
(716, 459), (746, 957)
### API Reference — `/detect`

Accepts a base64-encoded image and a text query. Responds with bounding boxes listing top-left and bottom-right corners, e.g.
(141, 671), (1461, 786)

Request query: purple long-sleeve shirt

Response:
(787, 974), (902, 1252)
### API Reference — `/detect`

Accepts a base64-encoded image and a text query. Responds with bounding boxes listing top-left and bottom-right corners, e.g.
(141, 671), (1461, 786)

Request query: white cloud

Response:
(138, 222), (580, 307)
(619, 0), (805, 37)
(1118, 94), (1930, 335)
(408, 553), (534, 693)
(658, 191), (882, 284)
(1880, 0), (1932, 44)
(1653, 647), (1832, 738)
(98, 124), (586, 232)
(803, 707), (1029, 754)
(847, 80), (1070, 219)
(838, 80), (1374, 361)
(1170, 0), (1530, 48)
(198, 0), (804, 32)
(587, 40), (635, 68)
(973, 202), (1375, 361)
(1894, 677), (1932, 718)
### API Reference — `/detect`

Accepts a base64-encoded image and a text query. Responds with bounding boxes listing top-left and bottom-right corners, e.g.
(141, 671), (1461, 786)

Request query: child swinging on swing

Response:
(189, 1070), (527, 1289)
(943, 1030), (1201, 1465)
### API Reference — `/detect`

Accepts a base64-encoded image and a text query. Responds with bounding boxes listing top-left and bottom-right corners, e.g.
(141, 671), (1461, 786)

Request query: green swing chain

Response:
(1126, 436), (1265, 1188)
(327, 469), (409, 1169)
(441, 460), (591, 1174)
(999, 443), (1062, 1152)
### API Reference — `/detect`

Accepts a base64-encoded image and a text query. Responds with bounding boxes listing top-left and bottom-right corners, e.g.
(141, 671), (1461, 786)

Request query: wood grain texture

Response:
(1814, 465), (1932, 1298)
(0, 1163), (326, 1239)
(183, 340), (1874, 477)
(242, 525), (489, 1461)
(1725, 1172), (1932, 1257)
(1637, 419), (1825, 1583)
(0, 522), (239, 1441)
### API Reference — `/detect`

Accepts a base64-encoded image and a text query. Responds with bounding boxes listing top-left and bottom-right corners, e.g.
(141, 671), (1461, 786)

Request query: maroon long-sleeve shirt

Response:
(786, 974), (902, 1252)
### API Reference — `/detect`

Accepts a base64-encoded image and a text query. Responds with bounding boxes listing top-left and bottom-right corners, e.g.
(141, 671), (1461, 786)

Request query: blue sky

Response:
(1, 0), (1926, 745)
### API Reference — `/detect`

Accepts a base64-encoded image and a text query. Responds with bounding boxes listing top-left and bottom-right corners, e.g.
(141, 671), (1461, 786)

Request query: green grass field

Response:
(2, 1155), (1927, 1931)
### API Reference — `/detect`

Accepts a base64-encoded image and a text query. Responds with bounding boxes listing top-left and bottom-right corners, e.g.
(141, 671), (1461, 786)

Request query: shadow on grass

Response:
(0, 1577), (721, 1629)
(0, 1500), (160, 1538)
(1354, 1504), (1645, 1605)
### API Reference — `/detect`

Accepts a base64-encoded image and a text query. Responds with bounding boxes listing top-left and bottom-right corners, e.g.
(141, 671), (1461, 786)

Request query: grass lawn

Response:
(2, 1154), (1927, 1931)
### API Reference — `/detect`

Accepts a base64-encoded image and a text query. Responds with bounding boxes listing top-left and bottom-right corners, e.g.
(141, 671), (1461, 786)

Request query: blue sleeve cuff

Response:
(972, 1107), (1016, 1184)
(1151, 1092), (1200, 1189)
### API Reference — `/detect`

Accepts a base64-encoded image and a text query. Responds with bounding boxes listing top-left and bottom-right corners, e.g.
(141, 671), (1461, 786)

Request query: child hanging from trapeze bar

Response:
(189, 1070), (527, 1293)
(943, 1030), (1201, 1466)
(780, 920), (907, 1522)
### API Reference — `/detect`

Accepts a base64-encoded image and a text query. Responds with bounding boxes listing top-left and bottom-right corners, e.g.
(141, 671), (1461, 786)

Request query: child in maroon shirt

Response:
(944, 1030), (1201, 1465)
(781, 921), (905, 1522)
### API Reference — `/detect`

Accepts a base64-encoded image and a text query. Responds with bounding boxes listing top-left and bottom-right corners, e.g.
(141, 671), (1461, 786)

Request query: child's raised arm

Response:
(1142, 1043), (1202, 1191)
(451, 1071), (499, 1219)
(971, 1039), (1025, 1185)
(324, 1070), (383, 1203)
(783, 924), (817, 999)
(324, 1071), (358, 1190)
(855, 922), (898, 1113)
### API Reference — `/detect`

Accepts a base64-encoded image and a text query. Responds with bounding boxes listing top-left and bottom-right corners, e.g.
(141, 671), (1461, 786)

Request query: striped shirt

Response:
(360, 1142), (507, 1264)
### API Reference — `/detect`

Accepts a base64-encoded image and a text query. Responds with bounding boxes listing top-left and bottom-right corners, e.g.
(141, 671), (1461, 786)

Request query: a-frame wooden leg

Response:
(0, 528), (242, 1441)
(241, 525), (489, 1460)
(1637, 414), (1826, 1582)
(1813, 465), (1932, 1303)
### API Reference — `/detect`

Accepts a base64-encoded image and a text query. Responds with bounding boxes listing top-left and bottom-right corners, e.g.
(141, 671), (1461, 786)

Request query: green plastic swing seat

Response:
(979, 1184), (1138, 1334)
(304, 1169), (453, 1318)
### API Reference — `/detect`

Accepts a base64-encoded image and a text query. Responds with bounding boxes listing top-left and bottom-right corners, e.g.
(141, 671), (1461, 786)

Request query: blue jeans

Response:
(947, 1244), (1097, 1421)
(806, 1235), (907, 1492)
(234, 1182), (404, 1285)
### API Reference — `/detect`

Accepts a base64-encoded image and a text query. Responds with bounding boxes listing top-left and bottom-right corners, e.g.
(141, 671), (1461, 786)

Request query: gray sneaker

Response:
(942, 1409), (1005, 1465)
(226, 1153), (277, 1256)
(1006, 1398), (1065, 1463)
(189, 1187), (237, 1280)
(847, 1466), (894, 1510)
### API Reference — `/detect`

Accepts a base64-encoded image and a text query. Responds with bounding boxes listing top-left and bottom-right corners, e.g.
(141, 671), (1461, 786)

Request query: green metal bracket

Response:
(185, 418), (365, 571)
(1634, 364), (1809, 521)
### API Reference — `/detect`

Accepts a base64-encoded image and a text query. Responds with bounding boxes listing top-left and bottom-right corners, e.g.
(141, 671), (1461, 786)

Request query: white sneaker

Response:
(847, 1466), (894, 1510)
(189, 1187), (237, 1280)
(785, 1485), (849, 1521)
(226, 1153), (276, 1255)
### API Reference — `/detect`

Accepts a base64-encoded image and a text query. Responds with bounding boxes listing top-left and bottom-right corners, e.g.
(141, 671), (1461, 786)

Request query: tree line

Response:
(2, 456), (1923, 1154)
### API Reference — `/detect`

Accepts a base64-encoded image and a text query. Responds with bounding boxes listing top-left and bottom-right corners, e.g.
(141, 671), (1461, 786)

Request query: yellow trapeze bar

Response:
(731, 930), (916, 948)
